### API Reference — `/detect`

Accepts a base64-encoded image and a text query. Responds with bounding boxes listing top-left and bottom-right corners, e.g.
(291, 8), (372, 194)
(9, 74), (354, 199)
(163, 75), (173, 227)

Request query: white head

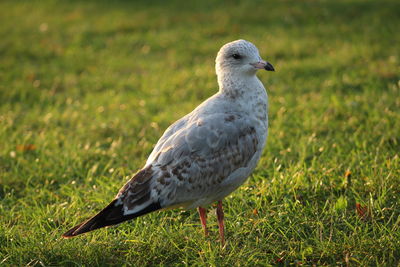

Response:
(215, 39), (274, 77)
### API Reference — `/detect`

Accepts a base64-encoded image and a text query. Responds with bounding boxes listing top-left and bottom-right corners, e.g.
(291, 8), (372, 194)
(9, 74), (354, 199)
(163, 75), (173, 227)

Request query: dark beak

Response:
(264, 62), (275, 71)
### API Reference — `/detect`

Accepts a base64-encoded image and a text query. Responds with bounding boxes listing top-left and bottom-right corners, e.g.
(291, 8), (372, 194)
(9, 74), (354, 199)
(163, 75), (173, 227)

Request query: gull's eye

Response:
(232, 53), (241, 60)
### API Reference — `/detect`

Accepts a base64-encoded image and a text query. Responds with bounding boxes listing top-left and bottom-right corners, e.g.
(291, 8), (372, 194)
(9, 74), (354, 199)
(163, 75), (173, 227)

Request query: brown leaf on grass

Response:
(356, 203), (370, 220)
(252, 208), (258, 216)
(16, 144), (36, 152)
(345, 251), (350, 267)
(344, 170), (352, 187)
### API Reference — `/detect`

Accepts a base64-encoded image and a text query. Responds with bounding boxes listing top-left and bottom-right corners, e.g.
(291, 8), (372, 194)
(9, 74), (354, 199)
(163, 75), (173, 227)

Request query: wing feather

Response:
(148, 112), (261, 207)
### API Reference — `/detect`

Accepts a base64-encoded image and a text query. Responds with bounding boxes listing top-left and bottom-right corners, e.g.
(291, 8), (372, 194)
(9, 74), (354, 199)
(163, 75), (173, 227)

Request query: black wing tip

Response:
(62, 224), (83, 238)
(61, 200), (162, 238)
(61, 199), (122, 238)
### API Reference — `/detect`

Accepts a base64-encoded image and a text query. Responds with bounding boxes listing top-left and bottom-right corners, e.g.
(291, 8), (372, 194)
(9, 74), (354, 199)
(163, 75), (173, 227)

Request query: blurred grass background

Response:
(0, 0), (399, 265)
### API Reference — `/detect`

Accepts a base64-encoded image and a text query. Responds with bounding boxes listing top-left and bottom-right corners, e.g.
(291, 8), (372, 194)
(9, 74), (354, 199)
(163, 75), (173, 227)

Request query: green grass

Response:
(1, 0), (399, 265)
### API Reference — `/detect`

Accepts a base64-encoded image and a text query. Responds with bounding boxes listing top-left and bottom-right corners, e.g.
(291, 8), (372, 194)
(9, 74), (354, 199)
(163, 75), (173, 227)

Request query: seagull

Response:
(62, 39), (274, 245)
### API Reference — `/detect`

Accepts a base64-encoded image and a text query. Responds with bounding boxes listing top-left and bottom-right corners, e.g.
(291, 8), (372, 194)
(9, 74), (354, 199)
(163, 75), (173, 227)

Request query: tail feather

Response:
(62, 199), (161, 238)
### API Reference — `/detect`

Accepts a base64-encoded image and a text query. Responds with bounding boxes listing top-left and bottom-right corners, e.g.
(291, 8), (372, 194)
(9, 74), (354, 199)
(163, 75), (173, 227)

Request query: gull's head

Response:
(215, 39), (274, 77)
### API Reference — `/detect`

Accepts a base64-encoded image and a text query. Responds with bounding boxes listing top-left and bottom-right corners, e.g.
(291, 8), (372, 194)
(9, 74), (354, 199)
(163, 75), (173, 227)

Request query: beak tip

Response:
(264, 62), (275, 71)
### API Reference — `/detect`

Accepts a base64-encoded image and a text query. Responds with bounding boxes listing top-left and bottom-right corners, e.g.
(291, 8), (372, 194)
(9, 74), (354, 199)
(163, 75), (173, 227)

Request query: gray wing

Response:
(148, 112), (261, 207)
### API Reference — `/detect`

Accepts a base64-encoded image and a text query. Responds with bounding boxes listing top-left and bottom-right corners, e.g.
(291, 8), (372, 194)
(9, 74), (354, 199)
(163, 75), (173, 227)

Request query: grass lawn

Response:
(1, 0), (399, 265)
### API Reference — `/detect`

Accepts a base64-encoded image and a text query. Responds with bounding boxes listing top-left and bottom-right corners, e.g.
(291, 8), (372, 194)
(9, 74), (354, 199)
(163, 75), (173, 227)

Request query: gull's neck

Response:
(217, 70), (268, 128)
(217, 71), (266, 100)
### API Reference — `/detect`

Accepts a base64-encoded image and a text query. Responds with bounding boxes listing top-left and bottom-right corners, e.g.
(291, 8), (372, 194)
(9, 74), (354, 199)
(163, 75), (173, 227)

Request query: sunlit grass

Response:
(1, 0), (399, 265)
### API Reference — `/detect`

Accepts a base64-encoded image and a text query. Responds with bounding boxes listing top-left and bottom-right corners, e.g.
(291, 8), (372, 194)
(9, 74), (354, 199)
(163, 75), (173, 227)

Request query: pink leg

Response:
(216, 200), (225, 246)
(198, 206), (208, 236)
